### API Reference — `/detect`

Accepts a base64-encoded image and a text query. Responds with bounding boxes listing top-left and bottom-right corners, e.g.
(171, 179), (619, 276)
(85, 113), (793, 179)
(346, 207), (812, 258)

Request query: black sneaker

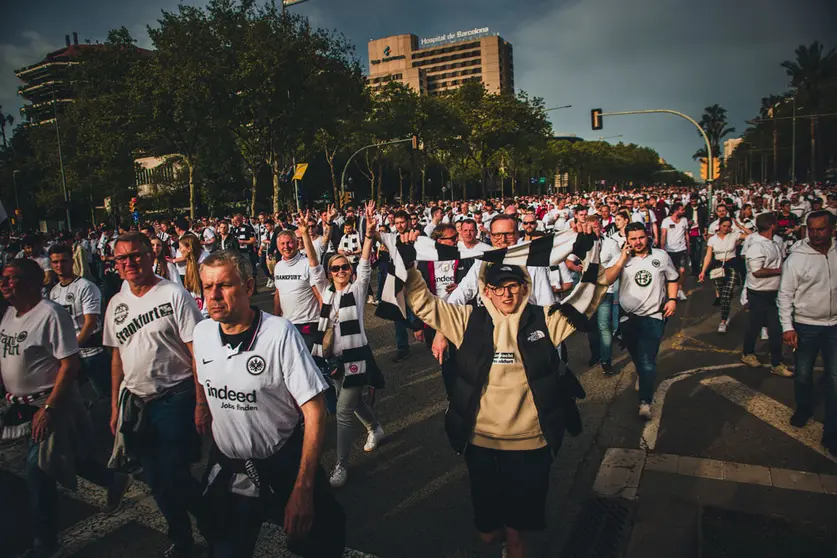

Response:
(790, 410), (811, 428)
(391, 348), (410, 362)
(602, 361), (616, 375)
(103, 472), (133, 515)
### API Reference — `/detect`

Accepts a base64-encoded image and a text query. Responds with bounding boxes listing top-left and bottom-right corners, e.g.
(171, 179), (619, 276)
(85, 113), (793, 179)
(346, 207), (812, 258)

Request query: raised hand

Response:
(327, 204), (338, 222)
(296, 210), (310, 233)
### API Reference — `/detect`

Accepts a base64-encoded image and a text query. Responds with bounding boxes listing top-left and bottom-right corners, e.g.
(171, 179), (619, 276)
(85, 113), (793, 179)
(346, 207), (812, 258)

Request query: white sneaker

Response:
(364, 425), (385, 452)
(717, 322), (727, 333)
(367, 295), (375, 304)
(329, 464), (347, 488)
(639, 403), (652, 420)
(265, 278), (274, 289)
(760, 327), (769, 340)
(740, 353), (762, 368)
(678, 290), (687, 301)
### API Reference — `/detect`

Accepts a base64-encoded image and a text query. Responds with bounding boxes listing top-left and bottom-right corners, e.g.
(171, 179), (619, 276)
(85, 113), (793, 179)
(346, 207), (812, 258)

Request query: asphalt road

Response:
(2, 271), (833, 558)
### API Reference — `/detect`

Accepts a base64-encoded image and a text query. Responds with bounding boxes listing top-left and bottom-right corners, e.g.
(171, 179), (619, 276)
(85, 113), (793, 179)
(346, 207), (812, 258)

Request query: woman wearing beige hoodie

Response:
(402, 227), (610, 558)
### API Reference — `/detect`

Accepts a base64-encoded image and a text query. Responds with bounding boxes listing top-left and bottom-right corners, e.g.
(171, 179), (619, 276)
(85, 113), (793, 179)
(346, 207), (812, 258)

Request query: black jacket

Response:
(445, 304), (585, 455)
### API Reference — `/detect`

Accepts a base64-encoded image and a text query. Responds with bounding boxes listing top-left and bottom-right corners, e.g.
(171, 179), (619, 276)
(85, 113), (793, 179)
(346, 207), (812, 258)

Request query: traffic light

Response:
(699, 158), (720, 181)
(699, 158), (708, 180)
(712, 159), (720, 180)
(591, 108), (603, 130)
(129, 197), (137, 212)
(411, 134), (424, 151)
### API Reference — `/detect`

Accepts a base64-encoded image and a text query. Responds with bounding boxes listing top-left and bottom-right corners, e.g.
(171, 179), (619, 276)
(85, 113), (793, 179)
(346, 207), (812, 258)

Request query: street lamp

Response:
(51, 89), (71, 230)
(545, 105), (572, 112)
(597, 134), (623, 141)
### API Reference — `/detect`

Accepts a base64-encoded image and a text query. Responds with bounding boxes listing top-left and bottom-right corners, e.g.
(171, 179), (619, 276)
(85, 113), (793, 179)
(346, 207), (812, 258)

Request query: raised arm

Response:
(361, 201), (377, 261)
(296, 210), (320, 268)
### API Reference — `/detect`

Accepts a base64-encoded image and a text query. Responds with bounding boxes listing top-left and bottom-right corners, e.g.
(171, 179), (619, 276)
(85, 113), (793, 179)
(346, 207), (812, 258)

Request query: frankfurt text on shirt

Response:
(114, 303), (174, 344)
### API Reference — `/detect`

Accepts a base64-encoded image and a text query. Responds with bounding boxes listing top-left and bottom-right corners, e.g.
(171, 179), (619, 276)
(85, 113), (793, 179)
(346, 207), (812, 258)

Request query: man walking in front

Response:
(194, 250), (344, 557)
(104, 232), (207, 557)
(778, 211), (837, 455)
(605, 222), (679, 419)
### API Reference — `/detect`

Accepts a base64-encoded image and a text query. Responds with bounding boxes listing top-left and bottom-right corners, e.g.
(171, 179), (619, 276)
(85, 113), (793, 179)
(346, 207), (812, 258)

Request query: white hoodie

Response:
(778, 239), (837, 331)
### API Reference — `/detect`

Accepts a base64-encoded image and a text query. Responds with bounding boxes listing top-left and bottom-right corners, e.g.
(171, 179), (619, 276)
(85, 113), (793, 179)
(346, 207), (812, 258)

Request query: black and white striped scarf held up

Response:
(312, 286), (368, 381)
(375, 230), (601, 325)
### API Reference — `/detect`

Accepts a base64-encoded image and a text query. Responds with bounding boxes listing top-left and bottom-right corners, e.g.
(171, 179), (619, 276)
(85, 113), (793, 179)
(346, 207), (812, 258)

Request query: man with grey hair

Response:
(194, 248), (344, 557)
(104, 231), (206, 557)
(273, 221), (323, 351)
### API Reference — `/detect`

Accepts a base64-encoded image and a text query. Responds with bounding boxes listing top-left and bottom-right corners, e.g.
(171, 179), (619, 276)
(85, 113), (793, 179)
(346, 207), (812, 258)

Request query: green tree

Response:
(781, 41), (837, 182)
(694, 104), (736, 161)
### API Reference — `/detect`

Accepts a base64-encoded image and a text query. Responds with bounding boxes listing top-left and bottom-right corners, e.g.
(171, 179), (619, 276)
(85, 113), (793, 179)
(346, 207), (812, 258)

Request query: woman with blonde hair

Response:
(151, 237), (182, 285)
(178, 234), (207, 315)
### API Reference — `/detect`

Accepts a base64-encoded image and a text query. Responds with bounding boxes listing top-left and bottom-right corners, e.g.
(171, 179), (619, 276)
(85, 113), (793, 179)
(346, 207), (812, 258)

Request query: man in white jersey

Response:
(273, 226), (324, 351)
(104, 232), (206, 558)
(605, 222), (679, 419)
(1, 259), (131, 558)
(48, 243), (111, 400)
(660, 202), (690, 300)
(193, 249), (344, 558)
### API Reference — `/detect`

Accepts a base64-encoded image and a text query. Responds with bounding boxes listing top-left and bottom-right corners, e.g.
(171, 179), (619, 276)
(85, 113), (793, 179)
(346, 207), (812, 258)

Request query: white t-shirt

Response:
(194, 311), (327, 460)
(708, 219), (742, 236)
(50, 277), (103, 358)
(618, 249), (679, 319)
(433, 260), (457, 302)
(273, 253), (324, 324)
(707, 233), (740, 262)
(104, 279), (203, 398)
(0, 300), (79, 397)
(745, 234), (783, 292)
(457, 240), (492, 252)
(202, 227), (217, 253)
(661, 216), (689, 253)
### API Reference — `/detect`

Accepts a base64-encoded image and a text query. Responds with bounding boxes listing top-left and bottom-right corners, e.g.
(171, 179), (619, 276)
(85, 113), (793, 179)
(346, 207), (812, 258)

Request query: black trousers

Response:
(201, 430), (345, 558)
(743, 289), (783, 366)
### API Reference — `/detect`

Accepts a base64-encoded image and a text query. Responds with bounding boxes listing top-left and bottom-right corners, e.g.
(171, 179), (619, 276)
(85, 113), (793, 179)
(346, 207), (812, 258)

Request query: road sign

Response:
(292, 163), (309, 181)
(539, 177), (546, 185)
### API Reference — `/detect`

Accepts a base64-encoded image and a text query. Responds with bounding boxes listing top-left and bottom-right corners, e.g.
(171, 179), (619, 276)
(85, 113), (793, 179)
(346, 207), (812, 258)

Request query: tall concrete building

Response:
(724, 137), (743, 160)
(367, 27), (514, 96)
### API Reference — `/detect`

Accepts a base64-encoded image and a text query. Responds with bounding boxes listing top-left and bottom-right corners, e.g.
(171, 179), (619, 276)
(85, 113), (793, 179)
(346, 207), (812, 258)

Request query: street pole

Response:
(598, 109), (714, 212)
(12, 170), (20, 233)
(341, 137), (414, 206)
(52, 90), (71, 230)
(791, 96), (797, 185)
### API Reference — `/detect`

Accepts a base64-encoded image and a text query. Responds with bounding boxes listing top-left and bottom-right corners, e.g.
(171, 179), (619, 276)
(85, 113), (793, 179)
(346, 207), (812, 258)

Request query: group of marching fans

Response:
(0, 182), (835, 558)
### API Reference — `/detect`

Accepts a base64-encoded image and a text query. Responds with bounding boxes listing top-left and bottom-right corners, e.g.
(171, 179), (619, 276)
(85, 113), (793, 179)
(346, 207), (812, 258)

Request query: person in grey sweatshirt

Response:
(778, 210), (837, 455)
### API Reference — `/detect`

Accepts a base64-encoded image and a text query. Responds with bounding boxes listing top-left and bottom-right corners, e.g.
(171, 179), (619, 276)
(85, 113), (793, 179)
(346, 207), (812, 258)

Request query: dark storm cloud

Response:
(3, 0), (835, 175)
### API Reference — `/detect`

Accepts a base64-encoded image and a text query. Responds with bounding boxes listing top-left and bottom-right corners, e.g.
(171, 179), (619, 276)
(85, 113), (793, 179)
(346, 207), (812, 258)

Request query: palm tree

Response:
(781, 41), (837, 182)
(697, 104), (736, 160)
(0, 105), (13, 149)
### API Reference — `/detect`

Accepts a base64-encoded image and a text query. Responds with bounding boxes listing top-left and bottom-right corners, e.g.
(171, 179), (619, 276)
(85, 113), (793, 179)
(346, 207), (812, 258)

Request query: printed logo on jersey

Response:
(246, 355), (266, 375)
(493, 352), (516, 364)
(114, 303), (130, 325)
(652, 259), (661, 268)
(66, 292), (75, 303)
(115, 303), (175, 344)
(0, 329), (25, 357)
(634, 270), (653, 287)
(205, 379), (258, 411)
(275, 275), (303, 281)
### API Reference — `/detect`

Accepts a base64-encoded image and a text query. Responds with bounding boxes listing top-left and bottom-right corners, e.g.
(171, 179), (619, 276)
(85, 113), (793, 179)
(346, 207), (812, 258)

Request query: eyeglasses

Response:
(490, 232), (517, 239)
(438, 235), (458, 241)
(114, 252), (147, 264)
(487, 283), (522, 296)
(522, 221), (537, 226)
(329, 264), (352, 272)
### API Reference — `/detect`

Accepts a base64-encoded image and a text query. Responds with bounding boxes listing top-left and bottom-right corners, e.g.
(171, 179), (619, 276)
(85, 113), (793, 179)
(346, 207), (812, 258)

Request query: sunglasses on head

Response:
(329, 263), (352, 272)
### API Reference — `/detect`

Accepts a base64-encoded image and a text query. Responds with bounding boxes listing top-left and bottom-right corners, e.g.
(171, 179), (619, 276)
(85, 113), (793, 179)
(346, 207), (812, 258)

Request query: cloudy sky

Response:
(3, 0), (836, 175)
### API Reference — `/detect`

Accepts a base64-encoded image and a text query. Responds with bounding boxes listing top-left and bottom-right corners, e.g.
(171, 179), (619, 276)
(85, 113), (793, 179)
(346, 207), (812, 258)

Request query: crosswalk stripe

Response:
(701, 375), (837, 465)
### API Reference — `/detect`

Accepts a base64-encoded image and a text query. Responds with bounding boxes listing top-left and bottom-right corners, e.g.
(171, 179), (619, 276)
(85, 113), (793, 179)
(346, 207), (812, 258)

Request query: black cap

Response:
(485, 264), (526, 287)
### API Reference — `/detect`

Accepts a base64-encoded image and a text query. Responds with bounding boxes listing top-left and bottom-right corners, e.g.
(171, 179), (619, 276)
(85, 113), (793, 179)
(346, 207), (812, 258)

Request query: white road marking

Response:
(701, 375), (837, 465)
(641, 363), (746, 451)
(381, 464), (467, 520)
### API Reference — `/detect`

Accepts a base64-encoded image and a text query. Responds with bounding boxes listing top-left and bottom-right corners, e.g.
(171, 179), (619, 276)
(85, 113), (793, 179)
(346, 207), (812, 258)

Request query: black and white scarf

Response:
(375, 231), (601, 326)
(312, 286), (368, 381)
(338, 232), (361, 264)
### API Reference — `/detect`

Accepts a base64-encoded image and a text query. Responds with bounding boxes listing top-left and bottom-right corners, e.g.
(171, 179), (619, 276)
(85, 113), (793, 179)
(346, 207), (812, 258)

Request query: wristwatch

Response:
(43, 404), (57, 413)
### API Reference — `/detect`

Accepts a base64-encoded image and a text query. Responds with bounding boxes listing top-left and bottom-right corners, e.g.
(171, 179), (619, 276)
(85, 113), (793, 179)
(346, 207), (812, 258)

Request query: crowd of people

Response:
(0, 181), (835, 558)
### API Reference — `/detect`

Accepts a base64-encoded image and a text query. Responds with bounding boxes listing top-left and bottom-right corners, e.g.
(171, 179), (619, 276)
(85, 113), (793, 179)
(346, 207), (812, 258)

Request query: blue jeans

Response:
(588, 293), (615, 364)
(394, 309), (415, 351)
(123, 383), (201, 550)
(80, 351), (111, 400)
(793, 323), (837, 445)
(376, 261), (388, 302)
(622, 315), (666, 404)
(26, 435), (116, 550)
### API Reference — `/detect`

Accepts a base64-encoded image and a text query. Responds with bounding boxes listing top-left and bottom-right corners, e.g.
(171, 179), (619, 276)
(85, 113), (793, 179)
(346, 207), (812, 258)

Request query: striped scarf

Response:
(312, 286), (368, 381)
(375, 230), (601, 324)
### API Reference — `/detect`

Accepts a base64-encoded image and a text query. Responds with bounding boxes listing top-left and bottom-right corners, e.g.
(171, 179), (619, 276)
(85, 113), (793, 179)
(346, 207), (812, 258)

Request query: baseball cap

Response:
(485, 264), (526, 287)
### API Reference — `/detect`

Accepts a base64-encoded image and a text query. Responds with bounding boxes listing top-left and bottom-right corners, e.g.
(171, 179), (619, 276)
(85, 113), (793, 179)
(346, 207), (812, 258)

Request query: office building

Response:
(724, 138), (743, 160)
(367, 28), (514, 96)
